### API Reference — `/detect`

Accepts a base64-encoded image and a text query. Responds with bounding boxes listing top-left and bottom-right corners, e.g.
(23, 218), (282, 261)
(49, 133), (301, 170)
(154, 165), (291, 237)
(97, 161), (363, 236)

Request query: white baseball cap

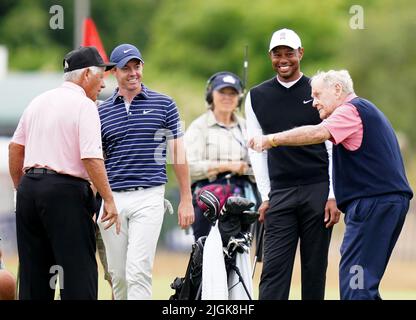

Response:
(269, 28), (302, 52)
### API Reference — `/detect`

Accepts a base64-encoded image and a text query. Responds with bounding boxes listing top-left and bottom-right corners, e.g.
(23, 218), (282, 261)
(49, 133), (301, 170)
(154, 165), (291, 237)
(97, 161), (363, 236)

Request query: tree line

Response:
(1, 0), (415, 148)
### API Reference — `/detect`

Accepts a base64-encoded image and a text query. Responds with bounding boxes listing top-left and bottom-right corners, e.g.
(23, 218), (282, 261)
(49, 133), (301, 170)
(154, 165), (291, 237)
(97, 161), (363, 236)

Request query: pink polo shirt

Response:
(12, 81), (103, 180)
(321, 93), (363, 151)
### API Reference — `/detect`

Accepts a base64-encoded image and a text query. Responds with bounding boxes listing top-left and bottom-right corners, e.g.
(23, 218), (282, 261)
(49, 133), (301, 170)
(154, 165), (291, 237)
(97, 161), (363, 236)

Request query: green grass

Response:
(4, 252), (416, 300)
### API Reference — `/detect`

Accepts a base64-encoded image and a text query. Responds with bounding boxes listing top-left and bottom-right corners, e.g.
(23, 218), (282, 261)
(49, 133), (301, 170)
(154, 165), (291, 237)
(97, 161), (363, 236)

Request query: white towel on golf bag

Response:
(228, 250), (253, 300)
(202, 221), (228, 300)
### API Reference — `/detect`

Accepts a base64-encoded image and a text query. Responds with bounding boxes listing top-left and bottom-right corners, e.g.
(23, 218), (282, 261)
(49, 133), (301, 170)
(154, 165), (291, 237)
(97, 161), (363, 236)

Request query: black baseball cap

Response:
(63, 46), (116, 73)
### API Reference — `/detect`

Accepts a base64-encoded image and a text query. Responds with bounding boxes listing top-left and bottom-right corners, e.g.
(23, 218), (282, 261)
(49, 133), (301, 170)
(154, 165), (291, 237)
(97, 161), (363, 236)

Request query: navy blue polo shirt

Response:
(98, 84), (183, 191)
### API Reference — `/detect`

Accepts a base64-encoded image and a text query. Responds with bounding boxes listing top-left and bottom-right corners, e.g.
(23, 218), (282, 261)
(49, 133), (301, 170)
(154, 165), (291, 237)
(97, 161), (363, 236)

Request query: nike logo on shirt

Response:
(143, 110), (153, 115)
(303, 99), (313, 104)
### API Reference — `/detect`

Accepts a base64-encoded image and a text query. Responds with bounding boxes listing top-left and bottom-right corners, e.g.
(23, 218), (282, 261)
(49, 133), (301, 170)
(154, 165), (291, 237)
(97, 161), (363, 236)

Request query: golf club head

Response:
(220, 197), (255, 218)
(240, 210), (260, 225)
(226, 232), (252, 256)
(198, 190), (221, 224)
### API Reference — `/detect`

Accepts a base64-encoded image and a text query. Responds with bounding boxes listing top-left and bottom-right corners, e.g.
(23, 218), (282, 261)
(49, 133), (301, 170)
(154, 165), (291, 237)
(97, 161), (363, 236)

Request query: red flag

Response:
(81, 17), (109, 62)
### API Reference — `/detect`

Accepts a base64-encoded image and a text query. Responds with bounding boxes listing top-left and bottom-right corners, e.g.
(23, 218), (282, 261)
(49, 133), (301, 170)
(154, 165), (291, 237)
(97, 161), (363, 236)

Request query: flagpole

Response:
(74, 0), (90, 49)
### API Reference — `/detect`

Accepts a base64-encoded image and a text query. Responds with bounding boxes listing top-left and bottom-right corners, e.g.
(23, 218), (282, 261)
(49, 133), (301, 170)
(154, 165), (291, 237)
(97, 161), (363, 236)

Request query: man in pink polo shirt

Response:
(249, 69), (413, 299)
(8, 46), (121, 300)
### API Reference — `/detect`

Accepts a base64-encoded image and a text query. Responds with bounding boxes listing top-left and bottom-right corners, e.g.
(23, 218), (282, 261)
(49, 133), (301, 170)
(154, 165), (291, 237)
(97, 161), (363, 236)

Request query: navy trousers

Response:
(339, 193), (409, 300)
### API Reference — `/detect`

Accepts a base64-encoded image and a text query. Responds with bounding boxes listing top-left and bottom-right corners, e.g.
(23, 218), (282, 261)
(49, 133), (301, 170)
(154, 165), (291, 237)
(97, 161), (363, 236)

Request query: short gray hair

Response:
(63, 66), (104, 82)
(310, 69), (354, 95)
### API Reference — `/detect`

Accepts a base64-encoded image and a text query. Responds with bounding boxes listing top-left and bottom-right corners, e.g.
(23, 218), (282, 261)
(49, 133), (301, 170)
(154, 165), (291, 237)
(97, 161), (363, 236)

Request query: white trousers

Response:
(98, 185), (165, 300)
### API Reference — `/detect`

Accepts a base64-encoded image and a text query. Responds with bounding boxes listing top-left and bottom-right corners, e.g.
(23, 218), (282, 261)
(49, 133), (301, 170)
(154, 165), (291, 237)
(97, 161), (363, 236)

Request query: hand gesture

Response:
(248, 135), (274, 152)
(258, 200), (270, 223)
(178, 200), (195, 229)
(228, 161), (249, 175)
(101, 200), (121, 234)
(324, 199), (341, 228)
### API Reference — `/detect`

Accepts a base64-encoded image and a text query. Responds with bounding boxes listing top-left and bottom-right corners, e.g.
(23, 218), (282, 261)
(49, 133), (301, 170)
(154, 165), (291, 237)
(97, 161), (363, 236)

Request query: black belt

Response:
(25, 168), (58, 174)
(191, 172), (251, 191)
(117, 186), (148, 192)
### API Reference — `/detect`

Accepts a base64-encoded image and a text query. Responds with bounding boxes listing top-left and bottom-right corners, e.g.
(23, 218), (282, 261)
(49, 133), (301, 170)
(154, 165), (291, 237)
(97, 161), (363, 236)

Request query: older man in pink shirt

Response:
(8, 46), (120, 300)
(250, 69), (413, 300)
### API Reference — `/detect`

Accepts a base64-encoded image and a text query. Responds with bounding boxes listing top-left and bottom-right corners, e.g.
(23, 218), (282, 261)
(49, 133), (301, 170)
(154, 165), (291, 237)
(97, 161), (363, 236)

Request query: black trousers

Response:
(16, 173), (98, 300)
(259, 181), (332, 300)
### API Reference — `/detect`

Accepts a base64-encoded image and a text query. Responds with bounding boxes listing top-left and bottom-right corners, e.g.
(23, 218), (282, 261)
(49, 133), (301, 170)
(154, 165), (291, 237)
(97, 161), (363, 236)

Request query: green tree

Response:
(0, 0), (65, 70)
(0, 0), (161, 70)
(91, 0), (162, 54)
(336, 0), (416, 145)
(146, 0), (346, 88)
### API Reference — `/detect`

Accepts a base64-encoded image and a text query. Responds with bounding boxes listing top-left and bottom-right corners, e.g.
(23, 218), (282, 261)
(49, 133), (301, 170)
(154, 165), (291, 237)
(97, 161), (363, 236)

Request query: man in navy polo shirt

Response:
(97, 43), (194, 300)
(250, 69), (413, 299)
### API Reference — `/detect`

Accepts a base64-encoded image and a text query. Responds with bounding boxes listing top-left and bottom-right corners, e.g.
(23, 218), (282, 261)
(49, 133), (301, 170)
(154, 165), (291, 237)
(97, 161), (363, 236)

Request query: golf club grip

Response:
(254, 222), (264, 260)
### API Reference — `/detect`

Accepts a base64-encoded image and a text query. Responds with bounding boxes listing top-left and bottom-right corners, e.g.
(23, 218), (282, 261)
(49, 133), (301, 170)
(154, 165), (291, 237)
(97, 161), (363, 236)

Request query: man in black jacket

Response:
(245, 28), (340, 299)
